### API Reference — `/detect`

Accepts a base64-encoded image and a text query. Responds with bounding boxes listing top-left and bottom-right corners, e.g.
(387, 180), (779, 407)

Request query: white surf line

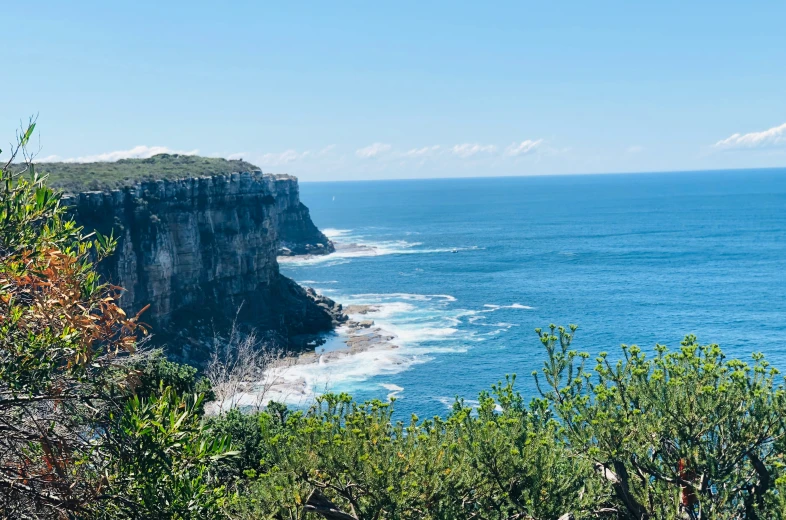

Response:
(280, 227), (481, 266)
(230, 290), (476, 408)
(481, 303), (534, 312)
(379, 383), (404, 401)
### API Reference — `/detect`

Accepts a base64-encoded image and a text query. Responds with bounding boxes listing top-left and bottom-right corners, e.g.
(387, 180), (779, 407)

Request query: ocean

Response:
(278, 169), (786, 419)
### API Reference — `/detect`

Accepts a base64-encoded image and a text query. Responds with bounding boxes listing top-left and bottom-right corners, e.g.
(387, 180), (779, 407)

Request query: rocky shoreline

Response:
(277, 300), (399, 366)
(240, 298), (404, 408)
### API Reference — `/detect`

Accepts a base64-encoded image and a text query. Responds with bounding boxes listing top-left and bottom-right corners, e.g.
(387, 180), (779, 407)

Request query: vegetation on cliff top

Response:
(4, 122), (786, 519)
(35, 153), (261, 193)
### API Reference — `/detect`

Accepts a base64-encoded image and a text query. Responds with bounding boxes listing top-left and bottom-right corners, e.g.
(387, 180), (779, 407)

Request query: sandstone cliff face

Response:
(278, 197), (335, 256)
(64, 172), (338, 361)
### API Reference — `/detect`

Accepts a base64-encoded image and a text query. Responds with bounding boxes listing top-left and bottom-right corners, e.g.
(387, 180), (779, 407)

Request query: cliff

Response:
(278, 200), (335, 256)
(63, 171), (340, 363)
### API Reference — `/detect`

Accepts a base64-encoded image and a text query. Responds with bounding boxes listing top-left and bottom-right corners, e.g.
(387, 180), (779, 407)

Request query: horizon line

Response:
(295, 164), (786, 184)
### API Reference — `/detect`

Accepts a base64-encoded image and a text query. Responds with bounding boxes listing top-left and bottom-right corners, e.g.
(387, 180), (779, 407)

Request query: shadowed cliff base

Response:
(159, 276), (348, 366)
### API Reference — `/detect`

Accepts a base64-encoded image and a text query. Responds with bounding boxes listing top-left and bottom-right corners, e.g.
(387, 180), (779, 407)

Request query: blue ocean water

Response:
(279, 169), (786, 419)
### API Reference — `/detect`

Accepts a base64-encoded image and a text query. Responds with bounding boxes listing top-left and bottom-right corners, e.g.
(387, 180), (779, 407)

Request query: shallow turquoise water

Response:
(280, 169), (786, 419)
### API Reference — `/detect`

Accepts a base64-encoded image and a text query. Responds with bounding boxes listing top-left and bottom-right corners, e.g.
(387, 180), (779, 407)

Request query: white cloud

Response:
(256, 149), (307, 166)
(356, 142), (392, 158)
(37, 145), (200, 163)
(504, 139), (543, 157)
(250, 146), (337, 165)
(626, 145), (644, 154)
(713, 122), (786, 150)
(403, 145), (441, 157)
(451, 143), (497, 158)
(35, 154), (62, 162)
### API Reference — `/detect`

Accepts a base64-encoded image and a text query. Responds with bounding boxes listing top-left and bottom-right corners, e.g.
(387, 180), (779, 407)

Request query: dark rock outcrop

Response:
(64, 171), (341, 363)
(278, 201), (335, 256)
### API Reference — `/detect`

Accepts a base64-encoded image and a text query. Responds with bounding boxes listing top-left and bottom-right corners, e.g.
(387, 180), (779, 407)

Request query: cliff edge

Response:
(61, 167), (340, 364)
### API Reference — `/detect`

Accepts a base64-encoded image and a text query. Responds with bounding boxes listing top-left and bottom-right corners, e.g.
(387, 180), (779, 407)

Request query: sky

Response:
(3, 1), (786, 181)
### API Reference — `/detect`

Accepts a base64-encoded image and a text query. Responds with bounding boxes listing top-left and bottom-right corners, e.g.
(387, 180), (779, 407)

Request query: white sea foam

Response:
(289, 257), (352, 268)
(380, 323), (458, 343)
(279, 228), (480, 266)
(445, 316), (462, 326)
(340, 294), (465, 344)
(478, 322), (519, 328)
(406, 344), (467, 354)
(304, 292), (469, 392)
(482, 303), (534, 312)
(434, 397), (500, 413)
(222, 292), (469, 408)
(350, 302), (416, 318)
(209, 346), (420, 411)
(231, 284), (480, 407)
(380, 383), (404, 400)
(351, 293), (457, 303)
(435, 396), (456, 409)
(322, 228), (353, 238)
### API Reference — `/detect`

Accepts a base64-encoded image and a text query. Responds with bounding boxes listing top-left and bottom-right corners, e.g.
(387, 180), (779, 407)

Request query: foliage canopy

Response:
(35, 154), (260, 193)
(0, 122), (233, 518)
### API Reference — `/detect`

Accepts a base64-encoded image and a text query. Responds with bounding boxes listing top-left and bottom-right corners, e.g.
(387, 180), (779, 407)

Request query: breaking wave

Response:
(280, 228), (481, 266)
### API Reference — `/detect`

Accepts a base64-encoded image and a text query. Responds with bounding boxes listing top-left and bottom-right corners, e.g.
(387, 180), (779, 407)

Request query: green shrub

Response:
(534, 324), (786, 519)
(215, 328), (786, 519)
(93, 387), (233, 520)
(130, 351), (214, 402)
(0, 122), (233, 519)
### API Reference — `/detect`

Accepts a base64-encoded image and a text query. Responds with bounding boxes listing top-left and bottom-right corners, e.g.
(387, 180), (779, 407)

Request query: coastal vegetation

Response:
(3, 123), (786, 519)
(0, 122), (233, 518)
(33, 154), (260, 193)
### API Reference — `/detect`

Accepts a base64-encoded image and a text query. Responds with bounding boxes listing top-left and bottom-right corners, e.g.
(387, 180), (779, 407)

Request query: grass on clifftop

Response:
(34, 154), (261, 192)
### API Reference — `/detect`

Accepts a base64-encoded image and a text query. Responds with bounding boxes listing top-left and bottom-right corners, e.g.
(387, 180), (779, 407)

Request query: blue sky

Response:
(3, 1), (786, 181)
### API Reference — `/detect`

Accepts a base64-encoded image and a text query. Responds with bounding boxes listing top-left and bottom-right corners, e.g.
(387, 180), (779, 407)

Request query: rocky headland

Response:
(63, 166), (343, 364)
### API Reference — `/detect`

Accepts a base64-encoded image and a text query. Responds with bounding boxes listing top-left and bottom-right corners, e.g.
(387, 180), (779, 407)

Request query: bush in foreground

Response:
(213, 327), (786, 519)
(0, 122), (233, 519)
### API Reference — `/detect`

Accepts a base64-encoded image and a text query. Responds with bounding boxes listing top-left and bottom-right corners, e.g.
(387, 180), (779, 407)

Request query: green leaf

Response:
(35, 187), (47, 208)
(21, 123), (36, 147)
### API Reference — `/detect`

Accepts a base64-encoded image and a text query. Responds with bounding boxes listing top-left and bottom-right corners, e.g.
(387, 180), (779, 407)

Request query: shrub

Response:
(0, 121), (232, 519)
(218, 327), (786, 519)
(534, 324), (786, 519)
